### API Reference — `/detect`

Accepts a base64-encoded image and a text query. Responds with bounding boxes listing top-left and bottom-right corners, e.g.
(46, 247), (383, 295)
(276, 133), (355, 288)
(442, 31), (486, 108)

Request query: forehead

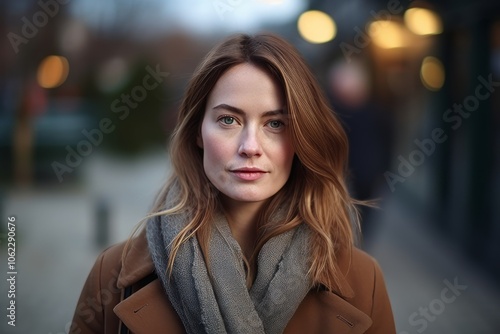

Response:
(205, 63), (284, 112)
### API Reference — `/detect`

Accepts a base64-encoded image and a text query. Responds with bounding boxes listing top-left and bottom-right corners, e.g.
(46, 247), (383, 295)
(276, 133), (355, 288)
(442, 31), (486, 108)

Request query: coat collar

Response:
(115, 228), (154, 289)
(113, 228), (373, 334)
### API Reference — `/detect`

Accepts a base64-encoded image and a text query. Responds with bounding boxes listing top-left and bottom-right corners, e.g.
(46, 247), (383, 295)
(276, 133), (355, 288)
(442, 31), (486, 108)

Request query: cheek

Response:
(201, 132), (233, 186)
(204, 140), (223, 163)
(201, 128), (228, 167)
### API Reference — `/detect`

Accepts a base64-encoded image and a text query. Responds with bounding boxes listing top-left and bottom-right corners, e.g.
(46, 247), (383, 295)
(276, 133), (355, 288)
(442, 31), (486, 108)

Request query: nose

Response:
(238, 126), (263, 158)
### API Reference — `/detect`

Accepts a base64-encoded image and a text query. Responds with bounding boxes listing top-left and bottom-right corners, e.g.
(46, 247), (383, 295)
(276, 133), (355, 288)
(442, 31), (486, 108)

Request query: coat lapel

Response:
(285, 290), (372, 334)
(112, 229), (185, 333)
(114, 280), (372, 334)
(113, 280), (185, 334)
(323, 293), (373, 334)
(113, 229), (373, 333)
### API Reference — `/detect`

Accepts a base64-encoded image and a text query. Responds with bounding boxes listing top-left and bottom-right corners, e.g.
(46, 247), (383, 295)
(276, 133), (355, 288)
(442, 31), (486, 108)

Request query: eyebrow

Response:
(212, 103), (285, 117)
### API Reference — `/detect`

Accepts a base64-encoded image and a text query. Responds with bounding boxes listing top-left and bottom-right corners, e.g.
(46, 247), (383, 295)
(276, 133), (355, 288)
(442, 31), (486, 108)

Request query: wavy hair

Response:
(134, 34), (361, 295)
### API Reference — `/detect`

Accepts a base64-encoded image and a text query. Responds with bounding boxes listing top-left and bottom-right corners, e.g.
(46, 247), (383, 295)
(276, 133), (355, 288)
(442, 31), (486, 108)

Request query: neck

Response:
(221, 198), (264, 261)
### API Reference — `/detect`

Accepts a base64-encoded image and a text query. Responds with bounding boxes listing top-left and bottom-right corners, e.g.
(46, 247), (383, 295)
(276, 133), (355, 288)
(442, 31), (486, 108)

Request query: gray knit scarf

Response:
(146, 194), (312, 334)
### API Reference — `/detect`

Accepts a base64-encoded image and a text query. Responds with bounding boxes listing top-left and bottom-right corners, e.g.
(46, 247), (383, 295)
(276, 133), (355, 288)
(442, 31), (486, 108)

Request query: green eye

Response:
(268, 120), (283, 129)
(220, 116), (235, 125)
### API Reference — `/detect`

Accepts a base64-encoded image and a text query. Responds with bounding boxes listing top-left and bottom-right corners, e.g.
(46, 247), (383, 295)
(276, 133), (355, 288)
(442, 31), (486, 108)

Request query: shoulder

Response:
(72, 241), (128, 309)
(71, 230), (154, 333)
(288, 248), (396, 333)
(92, 228), (155, 290)
(95, 240), (128, 282)
(70, 242), (126, 333)
(77, 238), (129, 293)
(337, 247), (389, 303)
(341, 247), (396, 333)
(345, 247), (386, 290)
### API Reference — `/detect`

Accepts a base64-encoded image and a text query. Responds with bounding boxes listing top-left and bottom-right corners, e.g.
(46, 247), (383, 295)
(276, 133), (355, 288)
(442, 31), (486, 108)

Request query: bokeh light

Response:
(369, 20), (407, 49)
(405, 8), (443, 35)
(298, 10), (336, 44)
(420, 56), (445, 91)
(37, 55), (70, 89)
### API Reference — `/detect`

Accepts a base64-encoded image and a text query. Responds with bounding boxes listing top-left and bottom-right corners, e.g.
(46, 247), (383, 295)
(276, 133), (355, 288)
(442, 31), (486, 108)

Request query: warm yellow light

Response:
(298, 10), (336, 44)
(404, 8), (443, 35)
(420, 56), (445, 91)
(368, 20), (407, 49)
(37, 55), (69, 89)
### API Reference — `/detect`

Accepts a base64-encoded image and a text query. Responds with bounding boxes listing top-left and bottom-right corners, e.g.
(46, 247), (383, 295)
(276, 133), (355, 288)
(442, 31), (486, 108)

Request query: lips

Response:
(230, 167), (267, 181)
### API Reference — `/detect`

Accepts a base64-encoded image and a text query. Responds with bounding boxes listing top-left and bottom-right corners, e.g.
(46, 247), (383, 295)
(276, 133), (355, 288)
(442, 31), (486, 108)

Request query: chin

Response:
(223, 190), (274, 204)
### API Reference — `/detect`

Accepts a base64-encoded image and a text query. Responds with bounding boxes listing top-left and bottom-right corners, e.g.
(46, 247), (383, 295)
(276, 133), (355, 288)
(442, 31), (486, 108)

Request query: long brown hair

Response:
(136, 34), (360, 295)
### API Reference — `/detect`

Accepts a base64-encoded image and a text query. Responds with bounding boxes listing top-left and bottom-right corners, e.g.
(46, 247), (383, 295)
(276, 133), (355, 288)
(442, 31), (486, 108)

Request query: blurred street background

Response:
(0, 0), (499, 333)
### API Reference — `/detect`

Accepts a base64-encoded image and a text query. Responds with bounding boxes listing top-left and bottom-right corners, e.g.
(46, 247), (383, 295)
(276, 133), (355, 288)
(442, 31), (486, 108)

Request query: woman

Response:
(71, 34), (396, 334)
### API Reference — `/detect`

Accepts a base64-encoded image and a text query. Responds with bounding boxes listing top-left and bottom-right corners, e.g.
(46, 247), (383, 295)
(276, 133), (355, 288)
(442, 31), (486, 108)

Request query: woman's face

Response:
(199, 63), (294, 206)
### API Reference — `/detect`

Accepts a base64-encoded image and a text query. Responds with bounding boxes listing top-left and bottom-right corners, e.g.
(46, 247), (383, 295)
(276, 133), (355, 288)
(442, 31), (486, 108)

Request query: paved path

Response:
(0, 151), (170, 334)
(367, 198), (500, 334)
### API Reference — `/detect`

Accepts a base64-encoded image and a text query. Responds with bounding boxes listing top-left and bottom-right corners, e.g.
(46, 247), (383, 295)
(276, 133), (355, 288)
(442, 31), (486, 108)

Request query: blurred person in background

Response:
(328, 60), (394, 245)
(71, 34), (395, 334)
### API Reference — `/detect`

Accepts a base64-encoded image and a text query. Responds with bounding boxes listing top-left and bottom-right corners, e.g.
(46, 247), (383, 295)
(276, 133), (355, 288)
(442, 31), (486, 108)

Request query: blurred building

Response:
(0, 1), (211, 185)
(302, 0), (500, 280)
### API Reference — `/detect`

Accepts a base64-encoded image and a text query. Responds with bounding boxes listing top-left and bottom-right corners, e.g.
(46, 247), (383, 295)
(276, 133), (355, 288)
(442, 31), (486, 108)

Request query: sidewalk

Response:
(0, 151), (170, 334)
(367, 197), (500, 334)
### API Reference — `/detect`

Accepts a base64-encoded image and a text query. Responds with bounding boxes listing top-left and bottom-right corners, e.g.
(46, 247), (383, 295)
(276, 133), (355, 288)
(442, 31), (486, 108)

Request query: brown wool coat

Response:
(70, 229), (396, 334)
